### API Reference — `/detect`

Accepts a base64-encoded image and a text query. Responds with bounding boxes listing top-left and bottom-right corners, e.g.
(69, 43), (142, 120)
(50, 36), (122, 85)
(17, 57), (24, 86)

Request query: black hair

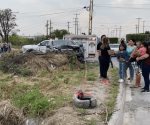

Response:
(147, 42), (150, 46)
(131, 39), (136, 45)
(101, 35), (106, 41)
(119, 43), (126, 51)
(141, 41), (148, 47)
(120, 39), (125, 44)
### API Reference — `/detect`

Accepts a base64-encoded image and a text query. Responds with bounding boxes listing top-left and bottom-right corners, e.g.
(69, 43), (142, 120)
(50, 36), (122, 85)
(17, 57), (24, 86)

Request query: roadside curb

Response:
(108, 83), (126, 125)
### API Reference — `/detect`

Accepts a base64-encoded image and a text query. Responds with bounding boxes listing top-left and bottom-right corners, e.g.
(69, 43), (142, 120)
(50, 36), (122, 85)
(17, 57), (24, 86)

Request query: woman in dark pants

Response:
(136, 42), (150, 92)
(97, 37), (111, 84)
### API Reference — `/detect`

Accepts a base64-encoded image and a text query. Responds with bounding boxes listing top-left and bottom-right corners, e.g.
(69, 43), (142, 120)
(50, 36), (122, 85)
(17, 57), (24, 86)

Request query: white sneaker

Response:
(118, 79), (124, 83)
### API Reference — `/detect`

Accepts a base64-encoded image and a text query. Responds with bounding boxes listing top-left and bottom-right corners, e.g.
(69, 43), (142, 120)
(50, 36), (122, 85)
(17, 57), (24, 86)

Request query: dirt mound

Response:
(0, 101), (25, 125)
(0, 52), (71, 76)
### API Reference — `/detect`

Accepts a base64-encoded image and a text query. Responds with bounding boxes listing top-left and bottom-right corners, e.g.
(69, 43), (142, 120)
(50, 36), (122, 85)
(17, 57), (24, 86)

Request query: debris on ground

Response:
(0, 52), (83, 76)
(0, 101), (26, 125)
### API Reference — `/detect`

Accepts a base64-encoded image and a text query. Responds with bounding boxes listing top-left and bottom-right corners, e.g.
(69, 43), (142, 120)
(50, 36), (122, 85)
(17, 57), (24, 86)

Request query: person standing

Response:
(136, 42), (150, 92)
(126, 39), (136, 83)
(117, 43), (128, 83)
(97, 37), (111, 84)
(97, 35), (106, 77)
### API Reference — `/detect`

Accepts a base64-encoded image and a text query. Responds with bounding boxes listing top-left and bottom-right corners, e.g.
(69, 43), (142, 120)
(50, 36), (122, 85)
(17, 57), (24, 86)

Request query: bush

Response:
(0, 62), (32, 77)
(126, 33), (150, 42)
(109, 37), (118, 44)
(12, 89), (50, 117)
(9, 34), (46, 46)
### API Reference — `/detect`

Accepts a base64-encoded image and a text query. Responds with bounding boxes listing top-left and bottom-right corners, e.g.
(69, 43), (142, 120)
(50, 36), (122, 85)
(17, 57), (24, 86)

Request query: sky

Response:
(1, 0), (150, 38)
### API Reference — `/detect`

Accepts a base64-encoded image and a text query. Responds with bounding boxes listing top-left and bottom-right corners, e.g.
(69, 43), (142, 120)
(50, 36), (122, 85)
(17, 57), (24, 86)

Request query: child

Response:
(117, 44), (128, 83)
(129, 41), (147, 63)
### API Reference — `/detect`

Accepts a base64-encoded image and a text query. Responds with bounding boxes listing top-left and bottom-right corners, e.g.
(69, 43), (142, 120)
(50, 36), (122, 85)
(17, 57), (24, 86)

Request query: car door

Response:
(39, 41), (48, 53)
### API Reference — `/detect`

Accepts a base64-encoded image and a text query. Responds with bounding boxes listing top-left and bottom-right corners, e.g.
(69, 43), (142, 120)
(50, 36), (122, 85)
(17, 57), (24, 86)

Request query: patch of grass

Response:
(38, 70), (49, 77)
(87, 72), (97, 81)
(76, 108), (87, 116)
(106, 68), (119, 120)
(48, 94), (72, 110)
(12, 89), (49, 117)
(86, 119), (97, 125)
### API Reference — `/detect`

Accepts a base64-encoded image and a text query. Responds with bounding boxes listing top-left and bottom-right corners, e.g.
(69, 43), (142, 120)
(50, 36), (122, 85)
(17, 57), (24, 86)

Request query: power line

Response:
(95, 3), (150, 6)
(17, 7), (83, 15)
(94, 5), (150, 10)
(16, 9), (82, 17)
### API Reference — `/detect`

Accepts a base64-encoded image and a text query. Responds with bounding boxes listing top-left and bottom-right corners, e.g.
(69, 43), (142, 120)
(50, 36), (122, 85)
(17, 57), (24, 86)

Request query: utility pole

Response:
(74, 18), (76, 35)
(67, 22), (71, 33)
(49, 20), (53, 38)
(119, 26), (122, 39)
(136, 18), (142, 33)
(115, 27), (118, 37)
(88, 0), (93, 35)
(111, 30), (115, 37)
(46, 20), (49, 37)
(143, 21), (145, 33)
(136, 25), (138, 34)
(74, 14), (79, 35)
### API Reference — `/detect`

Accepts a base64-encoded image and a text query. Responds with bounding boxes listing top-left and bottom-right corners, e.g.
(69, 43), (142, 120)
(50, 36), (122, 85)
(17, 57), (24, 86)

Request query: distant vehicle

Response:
(22, 40), (52, 53)
(22, 39), (84, 62)
(64, 35), (98, 62)
(109, 44), (119, 53)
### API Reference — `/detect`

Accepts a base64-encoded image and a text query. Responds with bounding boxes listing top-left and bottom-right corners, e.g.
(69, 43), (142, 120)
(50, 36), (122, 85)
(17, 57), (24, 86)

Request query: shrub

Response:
(126, 33), (150, 42)
(12, 89), (49, 117)
(109, 37), (119, 44)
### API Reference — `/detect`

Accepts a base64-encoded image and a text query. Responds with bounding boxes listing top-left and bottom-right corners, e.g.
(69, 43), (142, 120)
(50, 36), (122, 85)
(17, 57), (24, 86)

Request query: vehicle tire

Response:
(73, 94), (97, 109)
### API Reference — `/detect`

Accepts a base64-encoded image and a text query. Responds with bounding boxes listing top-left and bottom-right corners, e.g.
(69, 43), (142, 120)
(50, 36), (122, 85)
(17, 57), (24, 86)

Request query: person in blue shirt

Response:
(117, 43), (128, 83)
(126, 39), (136, 83)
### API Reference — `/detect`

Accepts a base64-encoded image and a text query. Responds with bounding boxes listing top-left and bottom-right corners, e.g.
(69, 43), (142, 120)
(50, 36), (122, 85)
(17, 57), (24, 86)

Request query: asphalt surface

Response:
(112, 57), (150, 125)
(123, 80), (150, 125)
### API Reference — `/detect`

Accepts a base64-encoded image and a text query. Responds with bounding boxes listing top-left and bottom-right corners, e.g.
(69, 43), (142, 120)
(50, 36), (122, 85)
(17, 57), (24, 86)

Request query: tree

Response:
(0, 9), (17, 42)
(51, 29), (69, 39)
(145, 31), (150, 34)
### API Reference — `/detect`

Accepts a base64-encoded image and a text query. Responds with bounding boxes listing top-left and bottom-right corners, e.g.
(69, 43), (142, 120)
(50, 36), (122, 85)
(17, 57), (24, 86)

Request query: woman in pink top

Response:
(132, 41), (147, 57)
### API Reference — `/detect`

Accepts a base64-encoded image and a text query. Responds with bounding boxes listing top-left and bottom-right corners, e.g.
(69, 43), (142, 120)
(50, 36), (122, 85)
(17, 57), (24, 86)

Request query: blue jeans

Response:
(142, 63), (150, 91)
(126, 62), (134, 81)
(119, 62), (126, 80)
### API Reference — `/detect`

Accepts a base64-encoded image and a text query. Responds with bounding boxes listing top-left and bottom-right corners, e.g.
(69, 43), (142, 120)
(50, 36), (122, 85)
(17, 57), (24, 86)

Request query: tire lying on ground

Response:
(73, 93), (97, 109)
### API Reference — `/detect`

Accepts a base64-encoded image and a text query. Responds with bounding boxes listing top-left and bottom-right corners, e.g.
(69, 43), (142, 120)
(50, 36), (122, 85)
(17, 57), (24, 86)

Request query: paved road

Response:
(123, 80), (150, 125)
(111, 57), (150, 125)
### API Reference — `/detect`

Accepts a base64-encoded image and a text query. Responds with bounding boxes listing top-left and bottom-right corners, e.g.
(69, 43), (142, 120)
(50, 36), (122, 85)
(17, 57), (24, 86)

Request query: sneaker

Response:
(118, 79), (124, 83)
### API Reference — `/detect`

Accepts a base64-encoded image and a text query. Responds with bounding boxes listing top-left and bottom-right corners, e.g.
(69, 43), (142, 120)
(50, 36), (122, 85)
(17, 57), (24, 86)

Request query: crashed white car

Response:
(22, 40), (53, 53)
